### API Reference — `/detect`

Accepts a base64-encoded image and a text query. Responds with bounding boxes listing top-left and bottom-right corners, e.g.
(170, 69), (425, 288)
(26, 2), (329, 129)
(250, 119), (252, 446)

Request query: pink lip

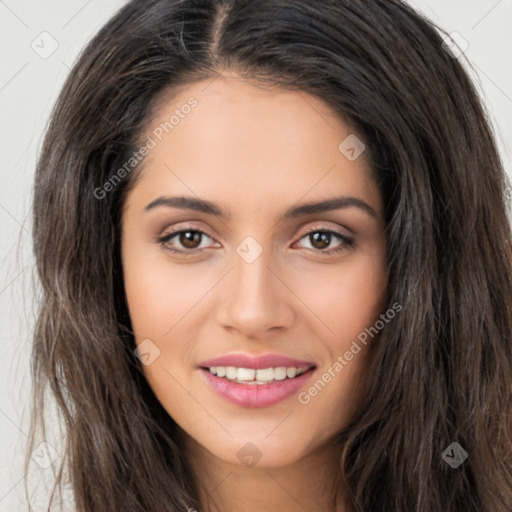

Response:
(200, 353), (315, 370)
(200, 368), (315, 408)
(199, 352), (316, 408)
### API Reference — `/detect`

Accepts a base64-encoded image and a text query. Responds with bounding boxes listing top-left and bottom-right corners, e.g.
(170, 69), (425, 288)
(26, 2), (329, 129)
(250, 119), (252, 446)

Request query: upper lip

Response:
(200, 353), (316, 370)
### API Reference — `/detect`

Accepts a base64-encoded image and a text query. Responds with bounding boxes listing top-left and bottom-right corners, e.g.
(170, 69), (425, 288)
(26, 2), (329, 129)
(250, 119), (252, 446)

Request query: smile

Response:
(206, 365), (310, 384)
(199, 353), (317, 407)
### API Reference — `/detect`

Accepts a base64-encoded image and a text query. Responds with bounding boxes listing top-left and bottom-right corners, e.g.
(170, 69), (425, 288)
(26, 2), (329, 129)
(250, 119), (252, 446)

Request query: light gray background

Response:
(1, 0), (511, 510)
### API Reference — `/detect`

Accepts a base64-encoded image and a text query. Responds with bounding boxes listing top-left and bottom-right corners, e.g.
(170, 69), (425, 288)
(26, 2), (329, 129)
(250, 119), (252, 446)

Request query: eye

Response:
(157, 227), (219, 253)
(156, 225), (354, 256)
(293, 228), (354, 255)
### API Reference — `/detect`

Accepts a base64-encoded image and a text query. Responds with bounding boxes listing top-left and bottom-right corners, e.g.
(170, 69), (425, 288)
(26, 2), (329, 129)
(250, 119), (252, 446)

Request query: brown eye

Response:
(157, 228), (217, 253)
(309, 232), (332, 250)
(179, 231), (203, 249)
(294, 228), (354, 255)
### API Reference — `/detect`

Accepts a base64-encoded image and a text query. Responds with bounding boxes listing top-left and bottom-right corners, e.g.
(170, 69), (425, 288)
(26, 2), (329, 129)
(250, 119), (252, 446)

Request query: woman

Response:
(27, 0), (512, 510)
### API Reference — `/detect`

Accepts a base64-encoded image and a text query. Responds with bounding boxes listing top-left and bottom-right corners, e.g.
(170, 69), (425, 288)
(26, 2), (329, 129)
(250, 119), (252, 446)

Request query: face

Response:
(121, 74), (388, 469)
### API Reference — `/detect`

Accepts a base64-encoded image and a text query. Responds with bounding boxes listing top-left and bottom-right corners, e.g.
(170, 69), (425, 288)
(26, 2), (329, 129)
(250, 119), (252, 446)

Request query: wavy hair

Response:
(27, 0), (512, 510)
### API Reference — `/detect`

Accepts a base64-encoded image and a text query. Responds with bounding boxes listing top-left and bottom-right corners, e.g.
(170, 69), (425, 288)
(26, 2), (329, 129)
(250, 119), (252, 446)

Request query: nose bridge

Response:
(235, 246), (272, 299)
(216, 237), (293, 337)
(231, 242), (278, 313)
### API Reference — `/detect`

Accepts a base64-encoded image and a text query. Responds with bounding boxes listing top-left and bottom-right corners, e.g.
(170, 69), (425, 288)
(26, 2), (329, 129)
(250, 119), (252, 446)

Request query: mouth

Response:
(198, 355), (317, 407)
(202, 364), (314, 384)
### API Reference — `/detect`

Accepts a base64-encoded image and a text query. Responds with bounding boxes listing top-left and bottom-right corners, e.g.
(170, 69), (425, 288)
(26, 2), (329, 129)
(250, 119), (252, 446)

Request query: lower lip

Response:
(200, 368), (315, 408)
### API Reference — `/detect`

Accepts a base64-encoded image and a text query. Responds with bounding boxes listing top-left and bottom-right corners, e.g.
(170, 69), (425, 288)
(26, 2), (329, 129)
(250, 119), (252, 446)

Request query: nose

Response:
(216, 246), (295, 340)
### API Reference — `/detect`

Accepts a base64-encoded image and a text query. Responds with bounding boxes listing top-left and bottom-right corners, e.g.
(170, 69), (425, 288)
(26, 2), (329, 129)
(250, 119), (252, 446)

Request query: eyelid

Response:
(294, 221), (353, 239)
(158, 222), (217, 241)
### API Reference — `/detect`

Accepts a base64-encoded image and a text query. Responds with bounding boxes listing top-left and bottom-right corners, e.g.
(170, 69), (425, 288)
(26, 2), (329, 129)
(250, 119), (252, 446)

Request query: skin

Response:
(121, 73), (388, 512)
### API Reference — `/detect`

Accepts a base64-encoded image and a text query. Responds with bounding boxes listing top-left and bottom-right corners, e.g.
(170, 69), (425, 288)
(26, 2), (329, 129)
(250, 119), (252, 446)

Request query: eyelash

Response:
(156, 225), (354, 257)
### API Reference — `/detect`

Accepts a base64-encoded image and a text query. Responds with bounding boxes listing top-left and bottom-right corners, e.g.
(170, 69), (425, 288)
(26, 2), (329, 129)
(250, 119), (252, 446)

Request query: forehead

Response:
(127, 74), (381, 217)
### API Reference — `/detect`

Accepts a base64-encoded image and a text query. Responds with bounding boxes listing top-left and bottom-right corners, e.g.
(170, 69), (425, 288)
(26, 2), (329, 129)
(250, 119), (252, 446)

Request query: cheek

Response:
(291, 248), (388, 351)
(122, 247), (206, 413)
(121, 237), (214, 395)
(292, 264), (386, 426)
(123, 244), (209, 338)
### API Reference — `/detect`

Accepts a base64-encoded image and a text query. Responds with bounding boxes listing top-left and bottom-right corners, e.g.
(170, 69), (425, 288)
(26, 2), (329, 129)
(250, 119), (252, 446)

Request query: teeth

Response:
(273, 367), (287, 380)
(237, 368), (256, 380)
(286, 367), (297, 378)
(255, 368), (274, 381)
(207, 365), (311, 383)
(226, 366), (238, 380)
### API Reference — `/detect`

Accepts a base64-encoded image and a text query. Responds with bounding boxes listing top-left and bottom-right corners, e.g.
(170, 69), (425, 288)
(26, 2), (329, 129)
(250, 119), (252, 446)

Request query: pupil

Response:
(181, 231), (201, 248)
(311, 232), (330, 249)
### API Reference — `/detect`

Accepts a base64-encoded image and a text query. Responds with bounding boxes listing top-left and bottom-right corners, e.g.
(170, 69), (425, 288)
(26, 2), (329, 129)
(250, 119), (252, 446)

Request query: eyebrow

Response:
(144, 195), (378, 220)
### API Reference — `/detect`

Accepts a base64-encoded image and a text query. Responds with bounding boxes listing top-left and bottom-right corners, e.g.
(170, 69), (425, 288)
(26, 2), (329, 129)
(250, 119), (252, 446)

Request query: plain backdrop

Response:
(1, 0), (511, 510)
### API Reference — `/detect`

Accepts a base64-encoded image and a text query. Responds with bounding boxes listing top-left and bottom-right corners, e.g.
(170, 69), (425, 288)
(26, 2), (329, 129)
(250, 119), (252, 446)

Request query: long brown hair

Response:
(28, 0), (512, 510)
